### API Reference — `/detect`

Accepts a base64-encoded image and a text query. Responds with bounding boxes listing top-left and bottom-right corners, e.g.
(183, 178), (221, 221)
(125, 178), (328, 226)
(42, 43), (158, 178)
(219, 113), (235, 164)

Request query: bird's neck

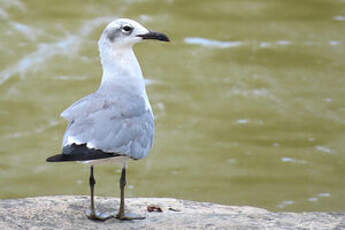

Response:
(99, 47), (145, 91)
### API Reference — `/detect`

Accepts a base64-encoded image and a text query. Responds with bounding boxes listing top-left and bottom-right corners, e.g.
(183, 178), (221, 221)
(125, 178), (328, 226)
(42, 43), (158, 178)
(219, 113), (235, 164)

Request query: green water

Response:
(0, 0), (344, 212)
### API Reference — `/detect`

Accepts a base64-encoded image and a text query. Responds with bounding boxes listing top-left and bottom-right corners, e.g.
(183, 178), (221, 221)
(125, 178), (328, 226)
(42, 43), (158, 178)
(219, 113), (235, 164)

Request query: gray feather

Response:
(61, 87), (154, 160)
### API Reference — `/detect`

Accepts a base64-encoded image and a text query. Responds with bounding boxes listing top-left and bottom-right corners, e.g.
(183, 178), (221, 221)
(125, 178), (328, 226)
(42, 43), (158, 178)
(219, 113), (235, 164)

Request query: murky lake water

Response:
(0, 0), (344, 212)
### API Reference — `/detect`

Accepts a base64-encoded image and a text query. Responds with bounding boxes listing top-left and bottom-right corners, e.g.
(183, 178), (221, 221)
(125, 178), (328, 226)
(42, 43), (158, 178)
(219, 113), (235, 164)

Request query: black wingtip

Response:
(46, 154), (70, 162)
(46, 143), (122, 162)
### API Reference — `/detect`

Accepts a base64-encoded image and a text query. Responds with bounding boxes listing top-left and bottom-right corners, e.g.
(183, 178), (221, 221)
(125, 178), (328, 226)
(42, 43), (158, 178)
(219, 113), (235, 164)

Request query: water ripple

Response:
(185, 37), (343, 51)
(281, 157), (307, 164)
(10, 22), (44, 41)
(0, 36), (77, 85)
(276, 40), (292, 46)
(0, 16), (115, 86)
(333, 15), (345, 21)
(315, 145), (334, 154)
(2, 120), (60, 140)
(277, 200), (295, 209)
(53, 75), (88, 81)
(0, 0), (25, 11)
(0, 8), (8, 19)
(184, 37), (243, 48)
(308, 197), (318, 202)
(318, 193), (330, 197)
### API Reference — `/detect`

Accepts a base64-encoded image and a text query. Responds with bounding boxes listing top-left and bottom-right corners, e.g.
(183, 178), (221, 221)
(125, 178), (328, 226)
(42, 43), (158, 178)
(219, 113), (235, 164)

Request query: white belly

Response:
(79, 156), (129, 165)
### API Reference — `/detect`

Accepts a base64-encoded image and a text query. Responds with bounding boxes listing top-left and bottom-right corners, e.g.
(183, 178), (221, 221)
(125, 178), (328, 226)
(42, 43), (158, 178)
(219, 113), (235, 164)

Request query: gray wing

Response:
(61, 91), (154, 160)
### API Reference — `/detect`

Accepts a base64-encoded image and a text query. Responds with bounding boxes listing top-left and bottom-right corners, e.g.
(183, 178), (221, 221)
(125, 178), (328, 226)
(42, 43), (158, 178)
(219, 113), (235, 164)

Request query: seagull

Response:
(46, 18), (169, 221)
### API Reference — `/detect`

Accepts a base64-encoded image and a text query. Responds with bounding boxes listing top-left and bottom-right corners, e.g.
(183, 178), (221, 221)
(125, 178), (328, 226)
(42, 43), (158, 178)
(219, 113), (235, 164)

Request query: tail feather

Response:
(46, 143), (122, 162)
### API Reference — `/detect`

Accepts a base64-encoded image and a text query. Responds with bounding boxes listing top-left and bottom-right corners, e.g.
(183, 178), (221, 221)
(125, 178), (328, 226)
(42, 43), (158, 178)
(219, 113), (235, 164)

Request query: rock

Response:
(0, 196), (344, 230)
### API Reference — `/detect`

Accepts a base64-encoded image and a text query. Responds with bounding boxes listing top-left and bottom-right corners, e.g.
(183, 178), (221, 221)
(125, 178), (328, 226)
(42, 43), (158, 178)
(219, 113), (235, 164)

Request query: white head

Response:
(98, 18), (169, 57)
(97, 18), (169, 85)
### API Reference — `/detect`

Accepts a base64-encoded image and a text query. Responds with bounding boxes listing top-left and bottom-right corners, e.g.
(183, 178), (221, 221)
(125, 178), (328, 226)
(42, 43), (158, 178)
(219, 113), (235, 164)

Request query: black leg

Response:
(117, 167), (126, 218)
(116, 166), (145, 220)
(86, 166), (113, 221)
(90, 166), (96, 212)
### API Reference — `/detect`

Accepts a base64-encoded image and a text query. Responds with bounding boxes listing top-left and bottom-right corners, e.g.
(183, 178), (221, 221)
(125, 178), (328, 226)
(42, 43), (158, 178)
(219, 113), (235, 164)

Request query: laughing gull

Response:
(46, 18), (169, 221)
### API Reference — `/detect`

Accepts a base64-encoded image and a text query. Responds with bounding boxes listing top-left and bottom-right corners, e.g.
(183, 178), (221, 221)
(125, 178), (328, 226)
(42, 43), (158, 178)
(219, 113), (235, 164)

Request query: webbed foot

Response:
(116, 212), (145, 221)
(86, 209), (113, 221)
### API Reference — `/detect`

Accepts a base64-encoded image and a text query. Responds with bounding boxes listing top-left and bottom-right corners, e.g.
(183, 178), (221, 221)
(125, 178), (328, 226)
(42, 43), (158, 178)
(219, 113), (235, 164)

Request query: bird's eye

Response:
(122, 25), (133, 32)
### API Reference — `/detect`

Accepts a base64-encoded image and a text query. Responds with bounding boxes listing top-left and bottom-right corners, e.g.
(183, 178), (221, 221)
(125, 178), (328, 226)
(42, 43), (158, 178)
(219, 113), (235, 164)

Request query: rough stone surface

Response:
(0, 196), (344, 230)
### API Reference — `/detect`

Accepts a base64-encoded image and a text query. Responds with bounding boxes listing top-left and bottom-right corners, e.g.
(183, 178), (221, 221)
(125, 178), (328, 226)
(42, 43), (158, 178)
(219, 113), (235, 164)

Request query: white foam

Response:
(276, 40), (291, 46)
(78, 16), (115, 37)
(281, 157), (307, 164)
(333, 15), (345, 21)
(318, 193), (330, 197)
(315, 145), (334, 154)
(329, 40), (341, 46)
(0, 16), (116, 86)
(260, 42), (271, 48)
(308, 197), (318, 202)
(0, 8), (8, 19)
(236, 119), (248, 124)
(277, 200), (294, 208)
(0, 35), (77, 85)
(184, 37), (243, 48)
(53, 75), (88, 81)
(10, 22), (43, 41)
(0, 0), (25, 11)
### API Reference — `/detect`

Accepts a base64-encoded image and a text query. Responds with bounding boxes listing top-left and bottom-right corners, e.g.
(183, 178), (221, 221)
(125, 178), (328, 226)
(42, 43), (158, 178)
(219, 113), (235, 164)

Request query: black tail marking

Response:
(46, 143), (122, 162)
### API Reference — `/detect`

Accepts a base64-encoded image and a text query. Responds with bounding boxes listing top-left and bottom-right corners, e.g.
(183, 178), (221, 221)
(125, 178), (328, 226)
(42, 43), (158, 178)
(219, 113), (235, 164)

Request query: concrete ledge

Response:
(0, 196), (344, 229)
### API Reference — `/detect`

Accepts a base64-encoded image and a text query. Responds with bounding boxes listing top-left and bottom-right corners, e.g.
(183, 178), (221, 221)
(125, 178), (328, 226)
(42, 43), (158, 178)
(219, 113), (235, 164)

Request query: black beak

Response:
(137, 31), (170, 42)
